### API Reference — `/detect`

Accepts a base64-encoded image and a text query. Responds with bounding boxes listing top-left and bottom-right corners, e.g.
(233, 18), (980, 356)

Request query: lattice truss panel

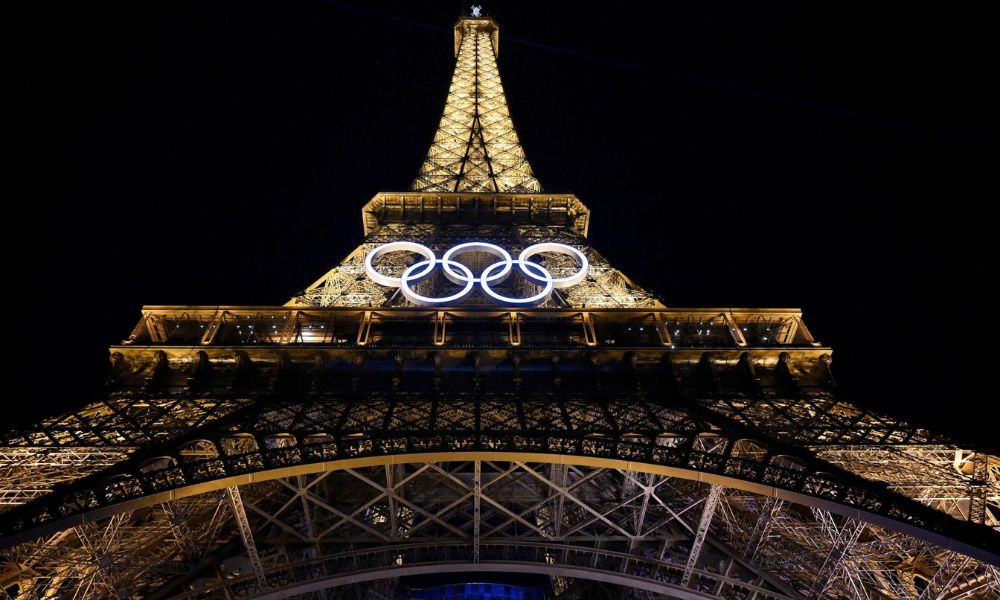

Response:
(2, 383), (999, 598)
(1, 389), (997, 538)
(290, 224), (660, 308)
(3, 462), (999, 599)
(411, 19), (542, 193)
(698, 394), (1000, 531)
(0, 397), (249, 515)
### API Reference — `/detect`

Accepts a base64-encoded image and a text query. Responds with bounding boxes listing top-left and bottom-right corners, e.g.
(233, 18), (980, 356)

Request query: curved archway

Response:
(173, 541), (794, 600)
(2, 451), (996, 565)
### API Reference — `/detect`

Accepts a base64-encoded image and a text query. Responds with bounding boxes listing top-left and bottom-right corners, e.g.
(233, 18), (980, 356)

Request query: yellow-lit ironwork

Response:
(1, 13), (998, 600)
(411, 18), (541, 194)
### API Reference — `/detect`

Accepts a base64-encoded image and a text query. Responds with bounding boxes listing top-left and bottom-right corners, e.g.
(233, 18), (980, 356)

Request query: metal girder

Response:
(969, 452), (990, 525)
(808, 514), (865, 598)
(160, 502), (198, 561)
(223, 462), (792, 594)
(224, 486), (266, 591)
(473, 460), (481, 564)
(4, 386), (997, 566)
(916, 552), (972, 600)
(73, 516), (124, 598)
(0, 448), (130, 509)
(4, 459), (997, 599)
(680, 483), (723, 587)
(743, 496), (784, 562)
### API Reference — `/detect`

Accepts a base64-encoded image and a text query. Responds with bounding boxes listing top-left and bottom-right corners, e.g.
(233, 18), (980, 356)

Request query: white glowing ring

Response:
(518, 242), (590, 289)
(480, 259), (554, 305)
(442, 242), (513, 284)
(364, 241), (436, 287)
(364, 241), (589, 306)
(400, 259), (476, 306)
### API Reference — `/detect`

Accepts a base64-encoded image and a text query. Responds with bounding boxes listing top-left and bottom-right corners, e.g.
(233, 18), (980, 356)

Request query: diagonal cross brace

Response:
(226, 486), (268, 591)
(681, 484), (723, 587)
(808, 517), (865, 598)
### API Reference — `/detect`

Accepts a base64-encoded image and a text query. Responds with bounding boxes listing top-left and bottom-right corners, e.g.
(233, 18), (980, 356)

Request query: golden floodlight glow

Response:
(411, 18), (542, 194)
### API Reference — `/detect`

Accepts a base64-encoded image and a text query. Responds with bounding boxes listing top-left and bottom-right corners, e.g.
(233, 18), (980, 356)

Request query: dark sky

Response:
(9, 2), (996, 446)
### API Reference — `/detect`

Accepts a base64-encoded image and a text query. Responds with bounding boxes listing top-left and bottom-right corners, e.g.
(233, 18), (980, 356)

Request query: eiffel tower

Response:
(2, 12), (998, 600)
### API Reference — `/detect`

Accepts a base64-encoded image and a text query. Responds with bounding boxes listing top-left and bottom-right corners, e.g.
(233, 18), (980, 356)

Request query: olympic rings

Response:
(363, 242), (435, 287)
(364, 241), (589, 306)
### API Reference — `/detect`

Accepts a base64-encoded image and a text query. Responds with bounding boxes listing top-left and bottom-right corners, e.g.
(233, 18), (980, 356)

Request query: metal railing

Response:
(124, 307), (819, 350)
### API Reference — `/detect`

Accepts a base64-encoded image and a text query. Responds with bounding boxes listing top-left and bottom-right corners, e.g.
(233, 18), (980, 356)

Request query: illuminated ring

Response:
(400, 259), (476, 306)
(364, 242), (436, 287)
(481, 259), (554, 305)
(519, 243), (589, 289)
(364, 241), (589, 305)
(442, 242), (513, 284)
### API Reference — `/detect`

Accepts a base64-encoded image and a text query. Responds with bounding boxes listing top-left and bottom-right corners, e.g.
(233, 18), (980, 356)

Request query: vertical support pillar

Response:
(292, 476), (329, 600)
(969, 452), (989, 525)
(386, 465), (398, 540)
(356, 311), (374, 346)
(225, 486), (267, 590)
(508, 312), (522, 347)
(473, 461), (481, 564)
(631, 473), (652, 552)
(433, 311), (448, 346)
(552, 464), (568, 538)
(681, 484), (723, 587)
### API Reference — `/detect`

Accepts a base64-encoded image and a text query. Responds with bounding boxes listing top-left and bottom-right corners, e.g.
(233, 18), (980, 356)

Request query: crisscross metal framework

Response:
(1, 341), (998, 598)
(3, 12), (999, 600)
(410, 17), (542, 194)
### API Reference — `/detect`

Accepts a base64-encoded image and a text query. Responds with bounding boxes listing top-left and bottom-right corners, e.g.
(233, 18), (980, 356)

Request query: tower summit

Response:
(411, 16), (542, 193)
(1, 10), (998, 600)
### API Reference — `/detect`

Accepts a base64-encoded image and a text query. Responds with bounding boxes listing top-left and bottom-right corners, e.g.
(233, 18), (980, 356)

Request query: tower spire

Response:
(411, 16), (542, 193)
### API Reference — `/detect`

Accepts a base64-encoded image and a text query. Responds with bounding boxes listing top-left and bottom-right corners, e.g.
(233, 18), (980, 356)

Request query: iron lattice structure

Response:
(410, 18), (541, 193)
(3, 14), (999, 600)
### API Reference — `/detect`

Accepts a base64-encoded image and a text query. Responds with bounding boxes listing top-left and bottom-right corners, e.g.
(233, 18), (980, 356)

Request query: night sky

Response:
(10, 2), (996, 447)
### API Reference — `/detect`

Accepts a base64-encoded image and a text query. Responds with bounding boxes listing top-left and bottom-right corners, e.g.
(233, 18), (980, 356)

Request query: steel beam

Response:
(681, 483), (723, 587)
(225, 486), (267, 590)
(744, 496), (783, 562)
(473, 461), (481, 564)
(808, 517), (865, 598)
(917, 552), (972, 600)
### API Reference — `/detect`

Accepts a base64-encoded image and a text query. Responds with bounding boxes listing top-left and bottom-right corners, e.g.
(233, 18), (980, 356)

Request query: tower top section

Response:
(454, 16), (499, 57)
(410, 16), (542, 194)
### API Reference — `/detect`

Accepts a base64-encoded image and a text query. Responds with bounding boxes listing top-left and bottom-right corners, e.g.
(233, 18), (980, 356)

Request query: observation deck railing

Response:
(123, 306), (821, 350)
